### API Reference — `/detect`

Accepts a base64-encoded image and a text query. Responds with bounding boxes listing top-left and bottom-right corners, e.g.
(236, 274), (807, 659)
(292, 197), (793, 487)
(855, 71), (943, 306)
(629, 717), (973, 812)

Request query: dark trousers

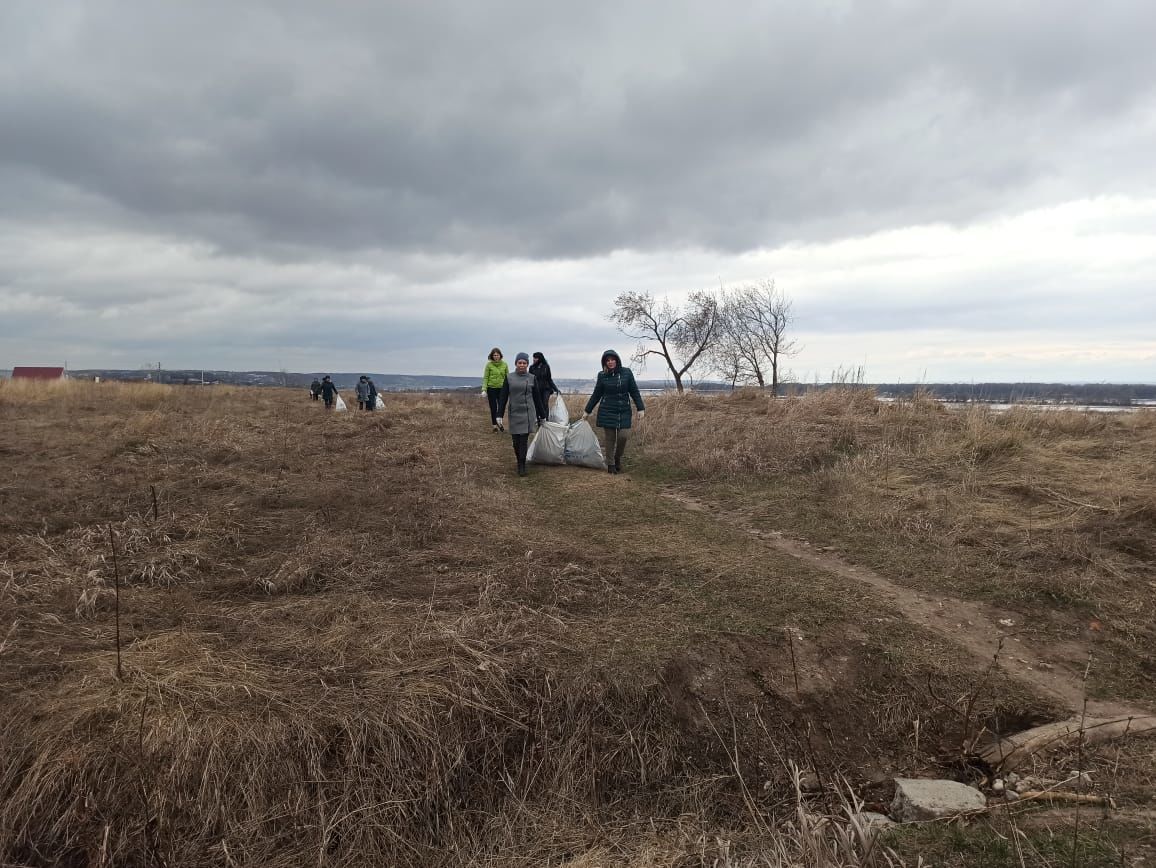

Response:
(601, 427), (629, 469)
(364, 398), (374, 411)
(511, 433), (529, 468)
(486, 387), (502, 424)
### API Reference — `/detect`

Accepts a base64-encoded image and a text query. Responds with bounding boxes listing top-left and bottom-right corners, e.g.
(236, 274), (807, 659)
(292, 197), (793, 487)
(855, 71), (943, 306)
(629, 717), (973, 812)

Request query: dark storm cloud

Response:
(4, 0), (1156, 262)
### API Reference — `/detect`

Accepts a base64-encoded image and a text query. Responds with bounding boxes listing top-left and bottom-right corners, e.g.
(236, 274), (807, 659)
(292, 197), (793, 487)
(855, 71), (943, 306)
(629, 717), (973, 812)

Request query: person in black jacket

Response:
(319, 375), (340, 409)
(529, 352), (560, 415)
(583, 349), (645, 474)
(310, 378), (322, 400)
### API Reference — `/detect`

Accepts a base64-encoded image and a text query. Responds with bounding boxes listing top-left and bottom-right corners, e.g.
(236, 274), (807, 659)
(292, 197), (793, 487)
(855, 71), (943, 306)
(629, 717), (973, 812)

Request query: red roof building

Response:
(11, 367), (66, 380)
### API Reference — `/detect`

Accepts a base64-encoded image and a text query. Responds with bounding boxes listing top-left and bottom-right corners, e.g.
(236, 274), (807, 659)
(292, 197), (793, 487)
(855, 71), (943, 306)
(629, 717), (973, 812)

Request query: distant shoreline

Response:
(4, 369), (1155, 407)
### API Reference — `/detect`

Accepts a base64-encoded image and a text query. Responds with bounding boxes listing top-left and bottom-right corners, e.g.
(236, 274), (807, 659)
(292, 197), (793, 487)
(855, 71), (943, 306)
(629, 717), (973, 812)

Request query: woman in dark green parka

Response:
(583, 349), (645, 474)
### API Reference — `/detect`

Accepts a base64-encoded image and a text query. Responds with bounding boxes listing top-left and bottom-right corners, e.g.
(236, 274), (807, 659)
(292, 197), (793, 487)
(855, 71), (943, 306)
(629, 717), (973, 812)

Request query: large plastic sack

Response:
(564, 420), (605, 469)
(527, 421), (567, 464)
(548, 394), (570, 425)
(374, 393), (384, 410)
(334, 394), (348, 412)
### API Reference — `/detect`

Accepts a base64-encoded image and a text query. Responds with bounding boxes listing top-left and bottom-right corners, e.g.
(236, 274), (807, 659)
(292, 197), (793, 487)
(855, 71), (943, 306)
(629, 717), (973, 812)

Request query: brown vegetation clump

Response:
(4, 601), (695, 865)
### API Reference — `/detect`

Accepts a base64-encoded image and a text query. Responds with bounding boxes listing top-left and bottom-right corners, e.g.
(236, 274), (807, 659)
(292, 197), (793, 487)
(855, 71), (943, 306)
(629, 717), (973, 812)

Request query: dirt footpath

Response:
(657, 484), (1154, 723)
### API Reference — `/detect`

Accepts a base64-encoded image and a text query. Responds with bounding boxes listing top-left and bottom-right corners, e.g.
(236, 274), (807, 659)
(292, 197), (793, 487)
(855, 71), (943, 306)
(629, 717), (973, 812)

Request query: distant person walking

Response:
(498, 352), (548, 477)
(310, 378), (322, 401)
(583, 349), (645, 474)
(529, 352), (560, 413)
(482, 347), (509, 432)
(355, 376), (371, 410)
(320, 375), (339, 410)
(367, 377), (378, 411)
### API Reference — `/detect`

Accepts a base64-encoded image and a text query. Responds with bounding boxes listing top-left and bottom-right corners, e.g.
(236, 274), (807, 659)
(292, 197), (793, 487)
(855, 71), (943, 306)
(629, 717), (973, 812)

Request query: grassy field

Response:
(638, 390), (1156, 703)
(1, 380), (1153, 866)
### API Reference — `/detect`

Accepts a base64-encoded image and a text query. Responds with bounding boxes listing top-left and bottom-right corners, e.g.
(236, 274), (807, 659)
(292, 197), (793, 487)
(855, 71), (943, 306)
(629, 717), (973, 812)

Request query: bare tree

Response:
(608, 291), (720, 393)
(711, 290), (765, 388)
(709, 318), (746, 389)
(725, 280), (800, 395)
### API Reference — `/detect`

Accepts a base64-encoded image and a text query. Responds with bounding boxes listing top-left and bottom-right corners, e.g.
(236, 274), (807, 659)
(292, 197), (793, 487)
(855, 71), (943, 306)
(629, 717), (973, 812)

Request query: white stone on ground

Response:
(890, 778), (987, 822)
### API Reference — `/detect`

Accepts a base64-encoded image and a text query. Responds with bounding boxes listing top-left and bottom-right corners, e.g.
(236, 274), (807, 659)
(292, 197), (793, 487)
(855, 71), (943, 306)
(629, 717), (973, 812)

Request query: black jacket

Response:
(529, 360), (558, 398)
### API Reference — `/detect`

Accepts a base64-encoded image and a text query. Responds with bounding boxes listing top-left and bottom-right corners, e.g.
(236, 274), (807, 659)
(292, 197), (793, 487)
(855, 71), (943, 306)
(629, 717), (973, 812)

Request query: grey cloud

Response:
(4, 0), (1156, 264)
(803, 273), (1156, 337)
(3, 1), (1156, 380)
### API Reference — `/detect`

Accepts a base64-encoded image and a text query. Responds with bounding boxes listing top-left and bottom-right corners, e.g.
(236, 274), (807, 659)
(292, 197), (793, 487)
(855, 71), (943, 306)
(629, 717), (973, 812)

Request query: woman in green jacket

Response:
(583, 349), (645, 474)
(481, 347), (509, 432)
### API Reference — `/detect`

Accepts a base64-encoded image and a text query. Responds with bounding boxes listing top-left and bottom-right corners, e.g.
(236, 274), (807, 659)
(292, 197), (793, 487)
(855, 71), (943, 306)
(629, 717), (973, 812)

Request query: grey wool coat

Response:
(497, 371), (547, 435)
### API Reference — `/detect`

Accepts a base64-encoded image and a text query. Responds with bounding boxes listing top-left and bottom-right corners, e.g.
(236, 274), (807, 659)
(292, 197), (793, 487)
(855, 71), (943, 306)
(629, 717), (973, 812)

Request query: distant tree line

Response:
(876, 382), (1156, 405)
(668, 381), (1156, 403)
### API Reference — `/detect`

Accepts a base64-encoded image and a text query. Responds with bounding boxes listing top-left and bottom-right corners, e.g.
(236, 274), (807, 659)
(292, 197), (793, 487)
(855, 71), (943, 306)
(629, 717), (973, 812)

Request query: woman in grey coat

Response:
(497, 352), (548, 477)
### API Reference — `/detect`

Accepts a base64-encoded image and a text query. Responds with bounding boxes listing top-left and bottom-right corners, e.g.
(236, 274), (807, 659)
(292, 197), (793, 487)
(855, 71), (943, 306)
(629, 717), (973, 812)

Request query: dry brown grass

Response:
(2, 382), (1150, 866)
(0, 384), (883, 866)
(637, 388), (1156, 700)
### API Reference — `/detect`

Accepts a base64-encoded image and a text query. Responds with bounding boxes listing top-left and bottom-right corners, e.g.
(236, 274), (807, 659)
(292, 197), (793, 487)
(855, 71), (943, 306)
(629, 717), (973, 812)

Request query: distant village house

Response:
(11, 366), (66, 380)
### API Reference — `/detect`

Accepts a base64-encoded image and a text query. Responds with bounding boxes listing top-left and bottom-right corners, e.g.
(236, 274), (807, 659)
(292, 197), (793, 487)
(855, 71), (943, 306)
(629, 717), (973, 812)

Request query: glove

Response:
(582, 413), (591, 422)
(637, 410), (646, 421)
(480, 389), (486, 397)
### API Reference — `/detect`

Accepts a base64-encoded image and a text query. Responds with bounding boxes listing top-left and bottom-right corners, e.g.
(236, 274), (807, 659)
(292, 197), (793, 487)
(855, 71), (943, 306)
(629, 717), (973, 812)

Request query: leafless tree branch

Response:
(608, 291), (720, 392)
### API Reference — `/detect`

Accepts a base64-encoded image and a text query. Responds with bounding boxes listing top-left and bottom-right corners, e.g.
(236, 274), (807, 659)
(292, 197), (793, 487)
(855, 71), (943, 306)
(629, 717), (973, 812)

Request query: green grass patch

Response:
(886, 822), (1127, 867)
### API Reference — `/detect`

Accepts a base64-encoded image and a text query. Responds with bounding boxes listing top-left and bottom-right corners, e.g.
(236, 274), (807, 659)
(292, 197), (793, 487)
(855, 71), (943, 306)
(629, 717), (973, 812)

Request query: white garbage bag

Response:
(374, 393), (384, 410)
(548, 394), (570, 425)
(564, 420), (605, 469)
(527, 421), (567, 464)
(334, 394), (348, 412)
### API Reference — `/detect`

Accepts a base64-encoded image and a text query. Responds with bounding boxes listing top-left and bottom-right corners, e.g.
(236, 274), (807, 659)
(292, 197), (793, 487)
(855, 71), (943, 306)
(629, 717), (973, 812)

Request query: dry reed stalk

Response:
(108, 525), (123, 680)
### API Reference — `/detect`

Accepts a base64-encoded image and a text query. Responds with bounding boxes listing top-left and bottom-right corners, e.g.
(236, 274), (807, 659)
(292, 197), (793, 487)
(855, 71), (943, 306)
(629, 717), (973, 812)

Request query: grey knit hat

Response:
(515, 352), (530, 363)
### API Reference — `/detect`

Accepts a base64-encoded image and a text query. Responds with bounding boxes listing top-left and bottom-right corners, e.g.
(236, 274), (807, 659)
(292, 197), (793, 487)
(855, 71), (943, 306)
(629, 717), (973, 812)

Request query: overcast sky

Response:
(3, 1), (1154, 382)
